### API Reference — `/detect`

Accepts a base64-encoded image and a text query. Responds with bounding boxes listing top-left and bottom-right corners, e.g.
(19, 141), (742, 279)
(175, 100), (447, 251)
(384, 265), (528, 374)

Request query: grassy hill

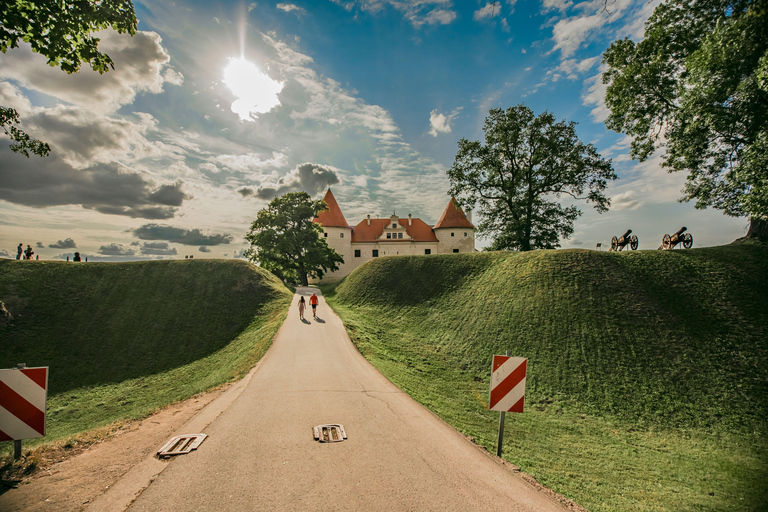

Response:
(0, 259), (292, 452)
(325, 239), (768, 512)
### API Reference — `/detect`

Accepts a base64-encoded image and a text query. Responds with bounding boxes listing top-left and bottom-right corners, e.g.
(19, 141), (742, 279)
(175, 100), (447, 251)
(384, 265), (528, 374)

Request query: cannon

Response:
(661, 226), (693, 250)
(610, 229), (638, 251)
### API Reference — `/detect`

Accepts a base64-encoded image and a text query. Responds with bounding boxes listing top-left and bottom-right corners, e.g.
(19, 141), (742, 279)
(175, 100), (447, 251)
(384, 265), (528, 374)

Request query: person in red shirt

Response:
(309, 293), (319, 318)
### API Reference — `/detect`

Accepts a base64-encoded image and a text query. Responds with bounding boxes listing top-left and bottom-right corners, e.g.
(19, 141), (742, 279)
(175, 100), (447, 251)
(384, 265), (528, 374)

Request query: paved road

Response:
(125, 288), (569, 511)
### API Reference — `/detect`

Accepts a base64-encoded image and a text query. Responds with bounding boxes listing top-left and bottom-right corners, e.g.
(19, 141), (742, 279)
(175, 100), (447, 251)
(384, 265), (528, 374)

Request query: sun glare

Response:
(223, 57), (284, 121)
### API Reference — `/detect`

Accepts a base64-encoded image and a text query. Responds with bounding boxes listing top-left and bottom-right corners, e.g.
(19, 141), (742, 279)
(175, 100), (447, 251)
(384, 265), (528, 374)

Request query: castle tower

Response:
(312, 189), (353, 279)
(433, 197), (475, 254)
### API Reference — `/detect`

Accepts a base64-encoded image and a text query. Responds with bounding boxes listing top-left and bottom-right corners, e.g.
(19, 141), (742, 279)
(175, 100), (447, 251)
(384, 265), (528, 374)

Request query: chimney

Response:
(408, 213), (412, 226)
(367, 214), (371, 226)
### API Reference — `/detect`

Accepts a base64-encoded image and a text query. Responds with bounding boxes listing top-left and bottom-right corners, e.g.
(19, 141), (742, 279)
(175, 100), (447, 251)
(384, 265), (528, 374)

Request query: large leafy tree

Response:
(1, 0), (137, 157)
(245, 192), (344, 286)
(448, 105), (616, 251)
(603, 0), (768, 238)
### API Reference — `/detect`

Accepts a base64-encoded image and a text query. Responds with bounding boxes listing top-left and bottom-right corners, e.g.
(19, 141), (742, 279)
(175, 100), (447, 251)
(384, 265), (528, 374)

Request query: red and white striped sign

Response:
(0, 367), (48, 441)
(489, 356), (526, 413)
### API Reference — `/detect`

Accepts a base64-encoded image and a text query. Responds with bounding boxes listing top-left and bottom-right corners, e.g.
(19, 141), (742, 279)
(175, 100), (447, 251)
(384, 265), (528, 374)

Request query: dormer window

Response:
(386, 233), (391, 239)
(392, 223), (397, 229)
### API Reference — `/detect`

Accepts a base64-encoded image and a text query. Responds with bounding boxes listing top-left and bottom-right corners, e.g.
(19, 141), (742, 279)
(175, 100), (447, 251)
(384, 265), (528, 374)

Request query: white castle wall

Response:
(310, 217), (475, 284)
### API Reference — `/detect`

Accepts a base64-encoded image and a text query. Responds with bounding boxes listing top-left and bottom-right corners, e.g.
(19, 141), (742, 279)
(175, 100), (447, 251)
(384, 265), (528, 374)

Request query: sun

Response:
(222, 57), (284, 121)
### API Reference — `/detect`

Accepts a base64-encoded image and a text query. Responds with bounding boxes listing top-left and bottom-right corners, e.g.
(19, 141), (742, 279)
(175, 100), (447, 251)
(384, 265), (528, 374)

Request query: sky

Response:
(0, 0), (749, 262)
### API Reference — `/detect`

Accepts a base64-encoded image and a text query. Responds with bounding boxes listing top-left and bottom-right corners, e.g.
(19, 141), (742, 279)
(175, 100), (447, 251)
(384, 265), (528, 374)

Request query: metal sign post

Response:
(496, 407), (506, 457)
(489, 351), (527, 458)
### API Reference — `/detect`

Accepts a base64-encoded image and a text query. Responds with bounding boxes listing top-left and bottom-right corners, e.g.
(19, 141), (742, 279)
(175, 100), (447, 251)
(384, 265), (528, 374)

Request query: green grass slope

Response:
(326, 240), (768, 512)
(0, 259), (292, 450)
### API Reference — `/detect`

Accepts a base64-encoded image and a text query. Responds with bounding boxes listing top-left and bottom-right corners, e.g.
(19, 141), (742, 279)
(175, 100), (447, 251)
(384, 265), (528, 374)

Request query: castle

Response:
(311, 189), (476, 283)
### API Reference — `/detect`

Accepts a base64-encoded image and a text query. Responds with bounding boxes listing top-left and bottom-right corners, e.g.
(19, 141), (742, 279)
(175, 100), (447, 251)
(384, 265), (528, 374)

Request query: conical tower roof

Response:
(433, 197), (474, 229)
(313, 189), (350, 228)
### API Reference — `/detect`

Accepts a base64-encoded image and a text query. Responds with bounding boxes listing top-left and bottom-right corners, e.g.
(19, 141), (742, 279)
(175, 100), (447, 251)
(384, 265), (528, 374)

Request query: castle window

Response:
(451, 232), (455, 237)
(373, 250), (379, 257)
(324, 232), (328, 237)
(398, 233), (403, 239)
(453, 249), (459, 253)
(392, 223), (397, 228)
(354, 250), (361, 257)
(425, 249), (431, 255)
(464, 232), (467, 237)
(386, 233), (391, 239)
(340, 232), (344, 238)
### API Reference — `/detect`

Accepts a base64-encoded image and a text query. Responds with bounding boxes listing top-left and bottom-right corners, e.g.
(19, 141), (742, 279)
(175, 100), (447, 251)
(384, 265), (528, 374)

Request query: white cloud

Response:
(610, 190), (643, 210)
(547, 0), (636, 58)
(334, 1), (457, 28)
(428, 108), (462, 137)
(582, 66), (609, 123)
(23, 106), (166, 169)
(541, 0), (573, 13)
(0, 30), (179, 113)
(213, 152), (288, 173)
(474, 3), (497, 21)
(557, 55), (600, 76)
(277, 3), (306, 14)
(163, 68), (184, 86)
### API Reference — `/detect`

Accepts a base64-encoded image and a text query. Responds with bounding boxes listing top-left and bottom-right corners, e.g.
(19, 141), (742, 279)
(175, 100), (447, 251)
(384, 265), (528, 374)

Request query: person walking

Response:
(298, 296), (306, 320)
(309, 292), (319, 318)
(16, 243), (23, 260)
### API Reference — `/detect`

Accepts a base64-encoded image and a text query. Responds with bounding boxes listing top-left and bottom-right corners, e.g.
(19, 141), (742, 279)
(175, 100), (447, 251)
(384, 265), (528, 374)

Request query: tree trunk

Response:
(298, 265), (309, 287)
(746, 217), (768, 239)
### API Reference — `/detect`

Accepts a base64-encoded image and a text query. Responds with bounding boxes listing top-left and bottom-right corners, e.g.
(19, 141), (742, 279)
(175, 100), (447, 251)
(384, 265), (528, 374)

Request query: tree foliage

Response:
(1, 0), (138, 157)
(244, 192), (344, 286)
(0, 106), (50, 157)
(602, 0), (768, 237)
(448, 105), (616, 251)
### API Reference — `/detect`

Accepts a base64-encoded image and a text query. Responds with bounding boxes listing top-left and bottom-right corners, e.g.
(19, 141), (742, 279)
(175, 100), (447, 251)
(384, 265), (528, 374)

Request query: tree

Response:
(602, 0), (768, 239)
(448, 105), (616, 251)
(244, 192), (344, 286)
(1, 0), (137, 157)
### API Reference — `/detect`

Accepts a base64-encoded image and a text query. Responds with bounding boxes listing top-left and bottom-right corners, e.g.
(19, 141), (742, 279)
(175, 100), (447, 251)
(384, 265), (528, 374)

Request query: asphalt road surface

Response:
(123, 288), (570, 511)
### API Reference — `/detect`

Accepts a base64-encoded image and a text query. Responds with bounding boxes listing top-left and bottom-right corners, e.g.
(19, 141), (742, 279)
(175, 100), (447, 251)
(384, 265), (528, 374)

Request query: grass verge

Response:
(0, 259), (292, 461)
(325, 240), (768, 512)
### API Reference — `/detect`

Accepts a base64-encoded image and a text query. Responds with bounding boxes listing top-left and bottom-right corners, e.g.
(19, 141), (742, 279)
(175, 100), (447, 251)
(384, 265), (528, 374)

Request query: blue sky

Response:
(0, 0), (748, 260)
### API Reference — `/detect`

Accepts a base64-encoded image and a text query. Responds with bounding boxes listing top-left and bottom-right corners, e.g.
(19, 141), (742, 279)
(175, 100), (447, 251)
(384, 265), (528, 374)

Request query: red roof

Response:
(351, 218), (438, 243)
(313, 189), (350, 228)
(433, 197), (474, 229)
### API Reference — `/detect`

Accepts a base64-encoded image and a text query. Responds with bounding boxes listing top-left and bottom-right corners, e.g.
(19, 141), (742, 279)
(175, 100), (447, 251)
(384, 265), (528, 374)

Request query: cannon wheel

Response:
(630, 235), (638, 250)
(662, 234), (672, 250)
(610, 236), (618, 251)
(682, 232), (693, 249)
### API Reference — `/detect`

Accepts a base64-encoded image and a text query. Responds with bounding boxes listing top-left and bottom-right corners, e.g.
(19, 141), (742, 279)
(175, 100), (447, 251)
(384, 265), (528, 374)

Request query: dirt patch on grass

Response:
(0, 384), (230, 512)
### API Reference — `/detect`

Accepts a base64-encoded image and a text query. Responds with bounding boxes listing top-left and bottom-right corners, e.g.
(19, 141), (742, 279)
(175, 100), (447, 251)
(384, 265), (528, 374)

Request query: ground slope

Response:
(326, 240), (768, 512)
(0, 259), (292, 451)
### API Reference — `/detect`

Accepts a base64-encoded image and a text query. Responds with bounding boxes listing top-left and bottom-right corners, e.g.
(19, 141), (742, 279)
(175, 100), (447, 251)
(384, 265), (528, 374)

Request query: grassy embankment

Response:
(324, 239), (768, 512)
(0, 259), (292, 457)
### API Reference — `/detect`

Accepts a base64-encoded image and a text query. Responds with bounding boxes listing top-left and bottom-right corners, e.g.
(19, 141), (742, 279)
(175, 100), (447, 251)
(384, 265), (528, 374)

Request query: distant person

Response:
(309, 292), (319, 318)
(24, 245), (33, 260)
(298, 296), (306, 320)
(73, 252), (81, 262)
(17, 243), (23, 260)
